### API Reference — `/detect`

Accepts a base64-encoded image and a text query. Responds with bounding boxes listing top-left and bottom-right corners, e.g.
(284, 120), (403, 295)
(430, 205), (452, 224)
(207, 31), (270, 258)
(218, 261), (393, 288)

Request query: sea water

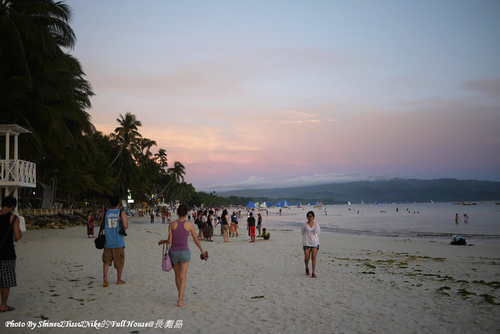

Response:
(257, 202), (500, 242)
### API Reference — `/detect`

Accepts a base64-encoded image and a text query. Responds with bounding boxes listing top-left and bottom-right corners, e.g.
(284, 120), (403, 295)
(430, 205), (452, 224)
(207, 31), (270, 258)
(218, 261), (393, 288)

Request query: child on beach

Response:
(87, 210), (94, 238)
(262, 228), (270, 240)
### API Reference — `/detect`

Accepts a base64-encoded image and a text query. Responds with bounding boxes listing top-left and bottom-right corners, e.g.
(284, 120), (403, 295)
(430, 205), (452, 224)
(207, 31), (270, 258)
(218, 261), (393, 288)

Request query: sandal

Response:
(200, 251), (209, 261)
(0, 306), (15, 312)
(306, 268), (310, 276)
(312, 274), (317, 278)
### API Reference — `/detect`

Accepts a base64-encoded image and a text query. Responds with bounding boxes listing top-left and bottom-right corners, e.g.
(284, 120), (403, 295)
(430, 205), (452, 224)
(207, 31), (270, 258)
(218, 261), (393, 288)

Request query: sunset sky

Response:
(65, 0), (500, 191)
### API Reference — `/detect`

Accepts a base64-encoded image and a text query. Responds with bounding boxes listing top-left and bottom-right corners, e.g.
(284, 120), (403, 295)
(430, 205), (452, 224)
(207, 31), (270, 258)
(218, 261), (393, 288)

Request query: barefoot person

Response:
(159, 204), (207, 307)
(302, 211), (320, 278)
(0, 196), (22, 313)
(102, 196), (128, 287)
(221, 209), (230, 243)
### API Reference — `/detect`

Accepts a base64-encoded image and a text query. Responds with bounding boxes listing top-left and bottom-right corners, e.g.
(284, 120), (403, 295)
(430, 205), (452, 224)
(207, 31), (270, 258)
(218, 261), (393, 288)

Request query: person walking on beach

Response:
(302, 211), (320, 278)
(247, 212), (256, 242)
(221, 209), (230, 242)
(158, 204), (207, 307)
(102, 196), (128, 287)
(0, 196), (22, 312)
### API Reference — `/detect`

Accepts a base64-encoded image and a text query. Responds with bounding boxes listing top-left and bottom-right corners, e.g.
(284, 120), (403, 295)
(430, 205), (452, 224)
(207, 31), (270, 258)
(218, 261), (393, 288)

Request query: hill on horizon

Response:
(217, 178), (500, 203)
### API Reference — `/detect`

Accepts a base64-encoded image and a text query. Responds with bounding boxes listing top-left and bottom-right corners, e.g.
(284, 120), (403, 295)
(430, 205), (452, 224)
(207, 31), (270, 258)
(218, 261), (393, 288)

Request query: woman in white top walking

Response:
(301, 211), (320, 278)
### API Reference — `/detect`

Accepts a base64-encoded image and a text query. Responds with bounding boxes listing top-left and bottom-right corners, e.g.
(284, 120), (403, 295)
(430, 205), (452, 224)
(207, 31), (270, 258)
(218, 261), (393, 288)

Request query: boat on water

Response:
(463, 202), (477, 206)
(314, 201), (322, 208)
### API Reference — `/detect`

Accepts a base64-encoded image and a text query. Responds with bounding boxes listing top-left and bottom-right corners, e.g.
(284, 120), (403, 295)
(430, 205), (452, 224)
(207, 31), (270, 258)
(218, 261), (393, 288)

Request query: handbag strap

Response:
(163, 243), (170, 254)
(98, 210), (107, 236)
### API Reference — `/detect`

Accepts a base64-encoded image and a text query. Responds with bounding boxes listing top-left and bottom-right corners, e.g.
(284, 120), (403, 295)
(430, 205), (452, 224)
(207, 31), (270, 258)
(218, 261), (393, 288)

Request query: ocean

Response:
(255, 202), (500, 243)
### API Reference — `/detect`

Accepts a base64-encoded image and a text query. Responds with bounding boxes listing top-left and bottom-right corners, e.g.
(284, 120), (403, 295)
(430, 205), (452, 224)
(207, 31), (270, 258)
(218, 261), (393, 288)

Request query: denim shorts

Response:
(303, 245), (319, 251)
(170, 250), (191, 265)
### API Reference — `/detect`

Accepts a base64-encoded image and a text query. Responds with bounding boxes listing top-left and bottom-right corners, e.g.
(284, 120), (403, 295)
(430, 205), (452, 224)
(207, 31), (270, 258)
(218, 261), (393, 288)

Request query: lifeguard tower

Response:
(0, 124), (36, 214)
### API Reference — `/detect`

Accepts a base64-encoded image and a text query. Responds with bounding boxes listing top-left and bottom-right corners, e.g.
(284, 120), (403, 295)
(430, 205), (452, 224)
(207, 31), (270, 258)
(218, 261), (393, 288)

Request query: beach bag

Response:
(162, 243), (173, 272)
(94, 234), (105, 249)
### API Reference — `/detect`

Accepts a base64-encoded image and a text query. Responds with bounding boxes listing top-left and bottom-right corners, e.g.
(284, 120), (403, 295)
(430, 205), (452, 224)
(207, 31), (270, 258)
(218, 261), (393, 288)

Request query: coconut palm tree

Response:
(110, 112), (142, 167)
(1, 0), (95, 202)
(168, 161), (186, 184)
(154, 148), (168, 170)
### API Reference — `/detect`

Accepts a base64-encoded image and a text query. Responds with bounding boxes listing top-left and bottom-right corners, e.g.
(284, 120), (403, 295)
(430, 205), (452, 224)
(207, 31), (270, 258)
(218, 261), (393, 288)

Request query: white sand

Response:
(1, 213), (499, 333)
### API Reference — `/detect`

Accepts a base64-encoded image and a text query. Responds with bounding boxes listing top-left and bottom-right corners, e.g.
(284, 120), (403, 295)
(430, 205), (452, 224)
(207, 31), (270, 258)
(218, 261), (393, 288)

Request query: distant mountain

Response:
(217, 178), (500, 203)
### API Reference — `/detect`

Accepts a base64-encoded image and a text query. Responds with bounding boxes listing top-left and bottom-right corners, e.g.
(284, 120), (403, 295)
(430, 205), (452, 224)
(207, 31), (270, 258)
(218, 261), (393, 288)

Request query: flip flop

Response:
(117, 281), (126, 285)
(306, 268), (310, 276)
(103, 282), (110, 287)
(311, 274), (317, 278)
(203, 251), (209, 261)
(0, 306), (15, 312)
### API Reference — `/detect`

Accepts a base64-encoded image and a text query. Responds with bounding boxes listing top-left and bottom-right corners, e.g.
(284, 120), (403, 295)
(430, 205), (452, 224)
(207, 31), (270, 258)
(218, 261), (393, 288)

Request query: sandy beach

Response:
(1, 214), (499, 333)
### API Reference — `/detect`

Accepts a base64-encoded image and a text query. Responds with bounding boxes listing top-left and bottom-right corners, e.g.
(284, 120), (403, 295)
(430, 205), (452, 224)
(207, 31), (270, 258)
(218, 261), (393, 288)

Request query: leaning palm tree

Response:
(110, 112), (142, 167)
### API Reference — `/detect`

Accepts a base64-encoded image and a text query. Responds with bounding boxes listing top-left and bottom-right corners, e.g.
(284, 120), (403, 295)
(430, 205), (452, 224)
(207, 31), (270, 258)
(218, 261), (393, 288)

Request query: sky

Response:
(64, 0), (500, 191)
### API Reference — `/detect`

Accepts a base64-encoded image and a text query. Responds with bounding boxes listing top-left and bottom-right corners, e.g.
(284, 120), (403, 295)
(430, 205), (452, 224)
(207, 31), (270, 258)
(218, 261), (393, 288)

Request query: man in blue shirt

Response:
(102, 197), (128, 287)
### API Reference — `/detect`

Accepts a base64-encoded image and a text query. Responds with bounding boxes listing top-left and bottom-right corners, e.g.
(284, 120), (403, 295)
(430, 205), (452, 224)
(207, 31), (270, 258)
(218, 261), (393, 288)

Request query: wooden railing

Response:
(0, 159), (36, 187)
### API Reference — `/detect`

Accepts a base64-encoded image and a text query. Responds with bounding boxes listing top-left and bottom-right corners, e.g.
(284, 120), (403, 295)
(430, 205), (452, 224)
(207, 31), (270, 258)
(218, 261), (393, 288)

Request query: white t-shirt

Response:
(301, 221), (320, 247)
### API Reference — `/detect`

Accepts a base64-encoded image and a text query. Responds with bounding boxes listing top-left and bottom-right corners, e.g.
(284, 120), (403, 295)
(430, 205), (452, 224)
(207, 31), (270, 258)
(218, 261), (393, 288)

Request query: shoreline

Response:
(1, 216), (499, 333)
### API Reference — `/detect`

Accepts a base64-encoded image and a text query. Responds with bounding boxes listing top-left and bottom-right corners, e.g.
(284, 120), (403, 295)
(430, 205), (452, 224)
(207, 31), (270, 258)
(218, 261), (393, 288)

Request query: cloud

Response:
(200, 172), (394, 192)
(276, 110), (335, 125)
(460, 78), (500, 98)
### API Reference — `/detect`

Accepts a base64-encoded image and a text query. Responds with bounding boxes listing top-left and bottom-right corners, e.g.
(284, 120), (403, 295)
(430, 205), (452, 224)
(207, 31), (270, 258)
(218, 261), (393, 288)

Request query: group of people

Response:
(190, 209), (269, 243)
(1, 195), (321, 311)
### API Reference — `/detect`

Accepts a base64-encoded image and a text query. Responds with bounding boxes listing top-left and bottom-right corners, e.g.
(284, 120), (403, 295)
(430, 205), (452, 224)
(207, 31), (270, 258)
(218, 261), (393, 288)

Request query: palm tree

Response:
(154, 148), (168, 170)
(138, 138), (157, 159)
(168, 161), (186, 184)
(1, 0), (95, 203)
(110, 112), (142, 167)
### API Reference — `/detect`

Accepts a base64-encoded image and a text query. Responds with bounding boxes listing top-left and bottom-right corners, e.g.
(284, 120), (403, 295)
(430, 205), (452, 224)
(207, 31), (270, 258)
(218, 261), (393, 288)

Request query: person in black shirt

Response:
(0, 196), (22, 312)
